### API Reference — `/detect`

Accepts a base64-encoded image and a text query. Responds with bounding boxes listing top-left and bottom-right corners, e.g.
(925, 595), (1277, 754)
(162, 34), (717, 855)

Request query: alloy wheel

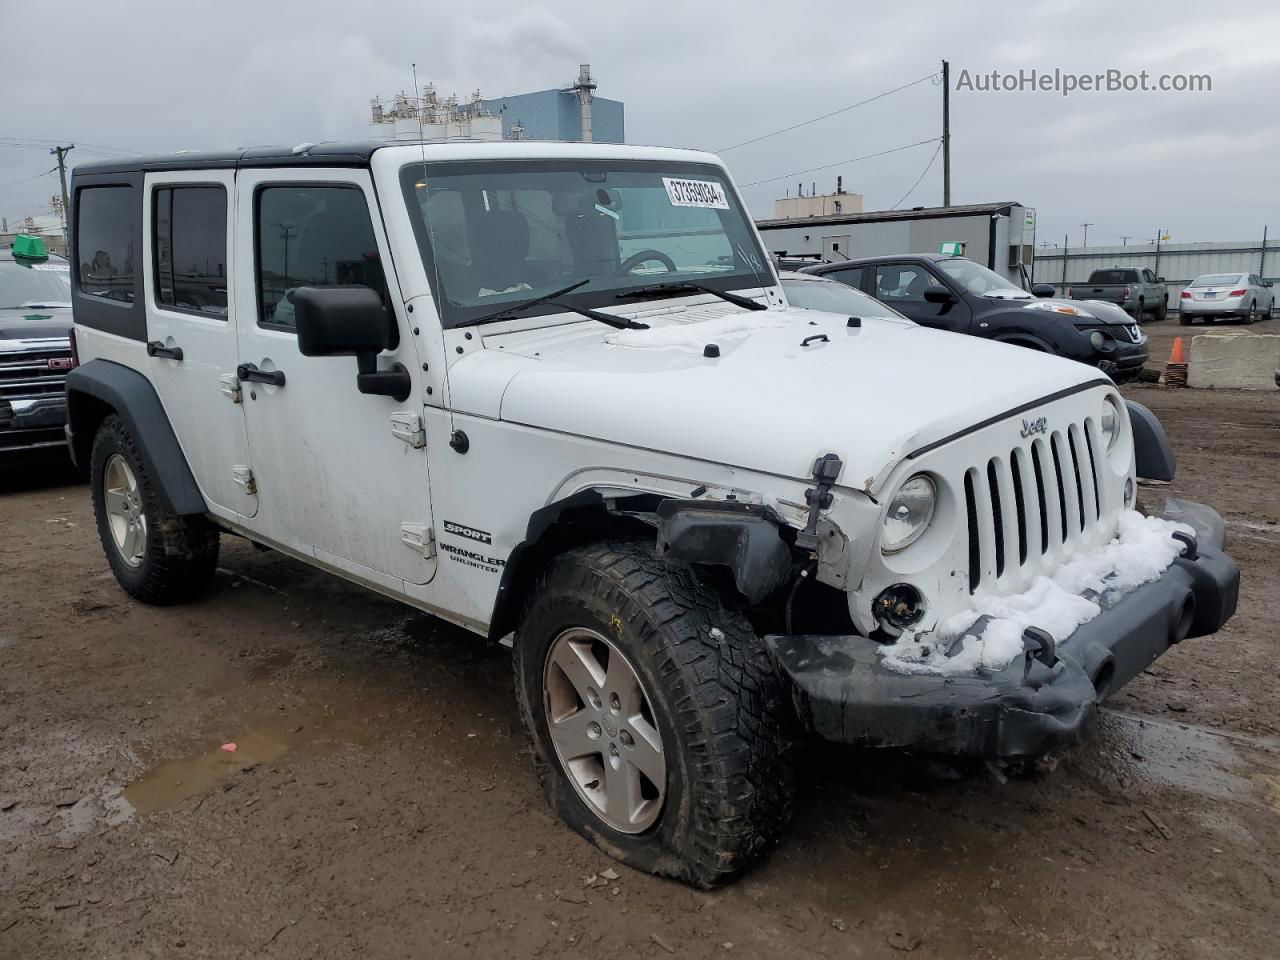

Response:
(103, 453), (146, 568)
(543, 627), (666, 834)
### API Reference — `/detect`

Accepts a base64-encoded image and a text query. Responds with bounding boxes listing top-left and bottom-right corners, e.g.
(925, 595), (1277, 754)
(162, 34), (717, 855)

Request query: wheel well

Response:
(487, 491), (659, 642)
(999, 337), (1046, 351)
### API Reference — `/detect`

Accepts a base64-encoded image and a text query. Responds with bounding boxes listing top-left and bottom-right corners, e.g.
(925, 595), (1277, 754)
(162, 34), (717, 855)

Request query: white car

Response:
(1179, 272), (1273, 324)
(65, 141), (1238, 887)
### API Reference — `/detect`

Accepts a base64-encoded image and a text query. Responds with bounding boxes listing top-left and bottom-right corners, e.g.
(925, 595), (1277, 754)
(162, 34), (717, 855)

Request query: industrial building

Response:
(368, 65), (623, 144)
(770, 178), (863, 220)
(756, 199), (1038, 283)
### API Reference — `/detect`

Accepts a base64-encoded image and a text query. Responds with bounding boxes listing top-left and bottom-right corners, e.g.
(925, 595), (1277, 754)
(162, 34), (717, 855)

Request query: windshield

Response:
(1191, 274), (1242, 287)
(400, 160), (774, 328)
(0, 259), (72, 309)
(936, 258), (1030, 299)
(781, 277), (907, 319)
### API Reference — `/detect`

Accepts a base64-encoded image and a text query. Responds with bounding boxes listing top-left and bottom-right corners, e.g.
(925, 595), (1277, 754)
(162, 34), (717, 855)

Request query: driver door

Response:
(872, 262), (972, 333)
(232, 168), (436, 587)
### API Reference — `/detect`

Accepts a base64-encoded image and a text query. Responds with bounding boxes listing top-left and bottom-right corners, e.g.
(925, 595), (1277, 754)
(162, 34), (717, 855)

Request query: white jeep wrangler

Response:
(65, 141), (1238, 887)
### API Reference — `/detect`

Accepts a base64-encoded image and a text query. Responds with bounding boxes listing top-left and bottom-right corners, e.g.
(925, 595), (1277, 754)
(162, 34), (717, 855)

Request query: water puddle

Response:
(1092, 709), (1276, 805)
(124, 732), (288, 814)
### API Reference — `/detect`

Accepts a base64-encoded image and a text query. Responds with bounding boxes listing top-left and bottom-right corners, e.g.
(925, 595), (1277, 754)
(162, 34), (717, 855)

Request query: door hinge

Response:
(390, 411), (425, 448)
(232, 465), (256, 495)
(220, 374), (243, 404)
(400, 523), (435, 558)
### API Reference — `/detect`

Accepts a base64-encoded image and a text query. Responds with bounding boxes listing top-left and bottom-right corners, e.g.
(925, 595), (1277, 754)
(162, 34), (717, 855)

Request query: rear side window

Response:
(1089, 269), (1137, 284)
(823, 265), (869, 291)
(77, 186), (138, 302)
(154, 186), (228, 317)
(255, 184), (387, 330)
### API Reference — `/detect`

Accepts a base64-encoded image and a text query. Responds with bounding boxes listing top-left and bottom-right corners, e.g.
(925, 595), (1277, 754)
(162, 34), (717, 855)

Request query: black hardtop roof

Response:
(807, 252), (954, 270)
(72, 141), (388, 177)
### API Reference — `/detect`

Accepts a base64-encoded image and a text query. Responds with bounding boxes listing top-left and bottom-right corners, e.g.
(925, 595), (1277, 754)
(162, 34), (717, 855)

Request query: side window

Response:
(825, 266), (868, 291)
(874, 264), (935, 303)
(77, 186), (138, 303)
(1142, 269), (1156, 283)
(154, 186), (228, 317)
(255, 185), (387, 330)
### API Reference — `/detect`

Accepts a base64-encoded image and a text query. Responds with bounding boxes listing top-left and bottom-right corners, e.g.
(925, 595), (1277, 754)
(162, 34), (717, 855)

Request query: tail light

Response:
(1066, 287), (1073, 298)
(1180, 290), (1192, 299)
(69, 327), (80, 368)
(1229, 288), (1247, 297)
(1123, 286), (1131, 298)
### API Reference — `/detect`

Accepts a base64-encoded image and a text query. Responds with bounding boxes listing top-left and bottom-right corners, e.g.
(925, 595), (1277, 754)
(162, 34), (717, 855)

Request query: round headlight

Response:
(1089, 330), (1106, 350)
(882, 474), (936, 553)
(1100, 395), (1122, 449)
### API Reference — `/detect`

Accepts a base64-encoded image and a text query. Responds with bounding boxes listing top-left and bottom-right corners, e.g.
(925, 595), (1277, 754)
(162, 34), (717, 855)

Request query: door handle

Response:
(236, 363), (286, 387)
(147, 341), (184, 361)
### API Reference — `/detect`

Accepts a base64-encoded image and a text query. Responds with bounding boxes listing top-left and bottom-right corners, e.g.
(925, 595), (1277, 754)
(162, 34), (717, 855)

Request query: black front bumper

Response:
(0, 395), (69, 456)
(766, 499), (1239, 760)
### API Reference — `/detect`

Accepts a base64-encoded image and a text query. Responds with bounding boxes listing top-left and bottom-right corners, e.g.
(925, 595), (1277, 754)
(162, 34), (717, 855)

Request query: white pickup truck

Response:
(65, 141), (1238, 887)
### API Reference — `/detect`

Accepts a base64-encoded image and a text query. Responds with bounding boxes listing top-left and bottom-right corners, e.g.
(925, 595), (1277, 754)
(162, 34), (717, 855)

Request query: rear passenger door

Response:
(143, 172), (258, 518)
(232, 168), (435, 588)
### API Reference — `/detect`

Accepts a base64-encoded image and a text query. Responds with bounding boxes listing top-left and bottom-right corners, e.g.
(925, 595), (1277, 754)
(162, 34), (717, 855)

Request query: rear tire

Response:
(513, 540), (795, 888)
(1155, 302), (1168, 323)
(1179, 313), (1194, 326)
(1244, 301), (1257, 325)
(89, 414), (219, 605)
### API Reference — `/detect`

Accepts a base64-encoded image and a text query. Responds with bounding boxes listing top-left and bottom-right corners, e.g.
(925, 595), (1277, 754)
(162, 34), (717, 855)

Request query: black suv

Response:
(802, 254), (1149, 381)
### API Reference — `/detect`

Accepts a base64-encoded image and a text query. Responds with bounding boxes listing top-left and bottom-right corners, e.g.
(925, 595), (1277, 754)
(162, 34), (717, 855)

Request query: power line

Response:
(0, 166), (57, 191)
(0, 138), (141, 156)
(890, 140), (943, 210)
(738, 137), (941, 189)
(715, 71), (939, 153)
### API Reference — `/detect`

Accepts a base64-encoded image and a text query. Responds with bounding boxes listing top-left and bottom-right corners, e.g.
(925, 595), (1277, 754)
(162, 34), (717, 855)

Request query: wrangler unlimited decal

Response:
(440, 541), (506, 573)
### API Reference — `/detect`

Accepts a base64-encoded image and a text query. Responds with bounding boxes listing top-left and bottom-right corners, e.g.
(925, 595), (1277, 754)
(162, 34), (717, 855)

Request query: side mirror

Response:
(294, 285), (411, 402)
(1157, 277), (1166, 282)
(1031, 283), (1057, 298)
(922, 284), (954, 304)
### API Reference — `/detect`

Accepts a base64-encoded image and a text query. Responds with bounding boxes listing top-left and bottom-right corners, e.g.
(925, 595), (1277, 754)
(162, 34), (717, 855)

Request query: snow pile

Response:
(604, 312), (791, 351)
(880, 510), (1193, 676)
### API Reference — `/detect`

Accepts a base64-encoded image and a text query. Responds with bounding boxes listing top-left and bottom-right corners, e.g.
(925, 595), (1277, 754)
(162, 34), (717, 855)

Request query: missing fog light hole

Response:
(873, 583), (925, 630)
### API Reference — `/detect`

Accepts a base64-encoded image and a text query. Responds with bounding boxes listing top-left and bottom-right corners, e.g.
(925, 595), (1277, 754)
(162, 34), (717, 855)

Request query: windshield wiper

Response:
(457, 279), (648, 330)
(615, 281), (767, 311)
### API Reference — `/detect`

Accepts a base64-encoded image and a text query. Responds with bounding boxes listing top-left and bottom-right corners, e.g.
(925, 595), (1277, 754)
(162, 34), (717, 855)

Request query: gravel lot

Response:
(3, 345), (1278, 959)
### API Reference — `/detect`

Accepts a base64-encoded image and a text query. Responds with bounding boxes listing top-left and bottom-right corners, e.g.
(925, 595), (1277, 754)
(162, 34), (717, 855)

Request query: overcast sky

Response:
(3, 0), (1278, 247)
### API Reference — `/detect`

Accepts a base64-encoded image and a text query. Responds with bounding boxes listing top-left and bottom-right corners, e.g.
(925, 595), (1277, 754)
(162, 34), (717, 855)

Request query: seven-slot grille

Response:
(963, 418), (1106, 594)
(0, 341), (72, 400)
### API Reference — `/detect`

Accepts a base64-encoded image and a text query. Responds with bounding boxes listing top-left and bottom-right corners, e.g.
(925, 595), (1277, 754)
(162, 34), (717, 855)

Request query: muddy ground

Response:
(3, 351), (1278, 959)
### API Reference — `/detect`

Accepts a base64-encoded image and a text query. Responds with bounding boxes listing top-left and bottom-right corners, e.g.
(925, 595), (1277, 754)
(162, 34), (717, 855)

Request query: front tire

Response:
(1244, 301), (1257, 325)
(89, 414), (219, 605)
(514, 541), (795, 888)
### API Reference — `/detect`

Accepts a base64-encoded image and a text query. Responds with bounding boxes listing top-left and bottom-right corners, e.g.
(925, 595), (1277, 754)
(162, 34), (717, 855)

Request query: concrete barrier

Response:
(1188, 333), (1280, 390)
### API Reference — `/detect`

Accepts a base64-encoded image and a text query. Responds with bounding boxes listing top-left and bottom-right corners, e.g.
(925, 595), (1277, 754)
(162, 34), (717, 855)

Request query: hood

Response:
(461, 304), (1102, 492)
(0, 306), (73, 342)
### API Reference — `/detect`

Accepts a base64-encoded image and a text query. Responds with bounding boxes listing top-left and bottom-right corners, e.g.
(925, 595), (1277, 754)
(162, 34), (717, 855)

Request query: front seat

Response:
(466, 209), (545, 296)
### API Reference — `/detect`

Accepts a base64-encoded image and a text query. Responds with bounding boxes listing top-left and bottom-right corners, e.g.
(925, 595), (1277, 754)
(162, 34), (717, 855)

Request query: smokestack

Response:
(573, 64), (597, 143)
(836, 176), (843, 195)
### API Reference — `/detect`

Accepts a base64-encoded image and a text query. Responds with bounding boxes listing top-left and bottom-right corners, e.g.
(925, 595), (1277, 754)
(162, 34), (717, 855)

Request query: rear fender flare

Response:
(65, 359), (206, 515)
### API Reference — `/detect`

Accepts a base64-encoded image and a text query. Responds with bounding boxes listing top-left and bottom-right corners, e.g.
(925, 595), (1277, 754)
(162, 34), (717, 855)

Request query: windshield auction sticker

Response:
(663, 178), (730, 209)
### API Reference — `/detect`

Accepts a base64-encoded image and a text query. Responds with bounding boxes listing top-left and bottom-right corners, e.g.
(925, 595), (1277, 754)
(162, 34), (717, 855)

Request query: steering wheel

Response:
(618, 249), (677, 275)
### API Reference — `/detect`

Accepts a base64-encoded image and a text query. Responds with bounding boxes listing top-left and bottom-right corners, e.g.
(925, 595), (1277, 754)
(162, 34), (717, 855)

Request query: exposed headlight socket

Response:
(874, 583), (926, 630)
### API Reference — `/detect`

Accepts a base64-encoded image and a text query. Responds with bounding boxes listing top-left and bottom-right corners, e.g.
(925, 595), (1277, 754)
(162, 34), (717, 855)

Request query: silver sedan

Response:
(1179, 272), (1274, 325)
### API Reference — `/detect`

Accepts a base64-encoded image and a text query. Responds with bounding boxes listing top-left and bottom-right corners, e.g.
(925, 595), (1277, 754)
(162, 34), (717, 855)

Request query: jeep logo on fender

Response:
(443, 520), (492, 545)
(1020, 416), (1048, 438)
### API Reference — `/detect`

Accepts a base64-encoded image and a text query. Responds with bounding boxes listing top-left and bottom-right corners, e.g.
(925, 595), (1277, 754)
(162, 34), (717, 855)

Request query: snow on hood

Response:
(880, 512), (1193, 676)
(469, 305), (1103, 490)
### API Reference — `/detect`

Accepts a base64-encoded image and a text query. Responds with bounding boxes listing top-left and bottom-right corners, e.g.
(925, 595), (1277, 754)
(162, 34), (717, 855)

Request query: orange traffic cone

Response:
(1164, 336), (1188, 387)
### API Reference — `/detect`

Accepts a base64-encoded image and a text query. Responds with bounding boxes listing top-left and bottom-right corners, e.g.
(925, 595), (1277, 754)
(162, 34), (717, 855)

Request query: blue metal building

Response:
(481, 88), (625, 143)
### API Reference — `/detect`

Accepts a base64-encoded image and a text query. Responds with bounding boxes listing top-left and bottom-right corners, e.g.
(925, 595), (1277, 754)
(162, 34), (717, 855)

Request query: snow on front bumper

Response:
(766, 500), (1239, 760)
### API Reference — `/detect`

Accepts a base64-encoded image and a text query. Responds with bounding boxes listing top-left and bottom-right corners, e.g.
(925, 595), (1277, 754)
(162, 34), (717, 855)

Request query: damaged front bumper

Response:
(766, 499), (1239, 760)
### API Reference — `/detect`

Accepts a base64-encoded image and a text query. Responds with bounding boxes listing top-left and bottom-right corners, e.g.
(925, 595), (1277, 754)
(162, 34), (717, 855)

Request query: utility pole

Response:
(279, 225), (298, 286)
(1080, 222), (1093, 248)
(1120, 235), (1130, 246)
(1153, 227), (1162, 279)
(1260, 225), (1268, 277)
(50, 144), (74, 245)
(1062, 233), (1069, 289)
(941, 60), (951, 207)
